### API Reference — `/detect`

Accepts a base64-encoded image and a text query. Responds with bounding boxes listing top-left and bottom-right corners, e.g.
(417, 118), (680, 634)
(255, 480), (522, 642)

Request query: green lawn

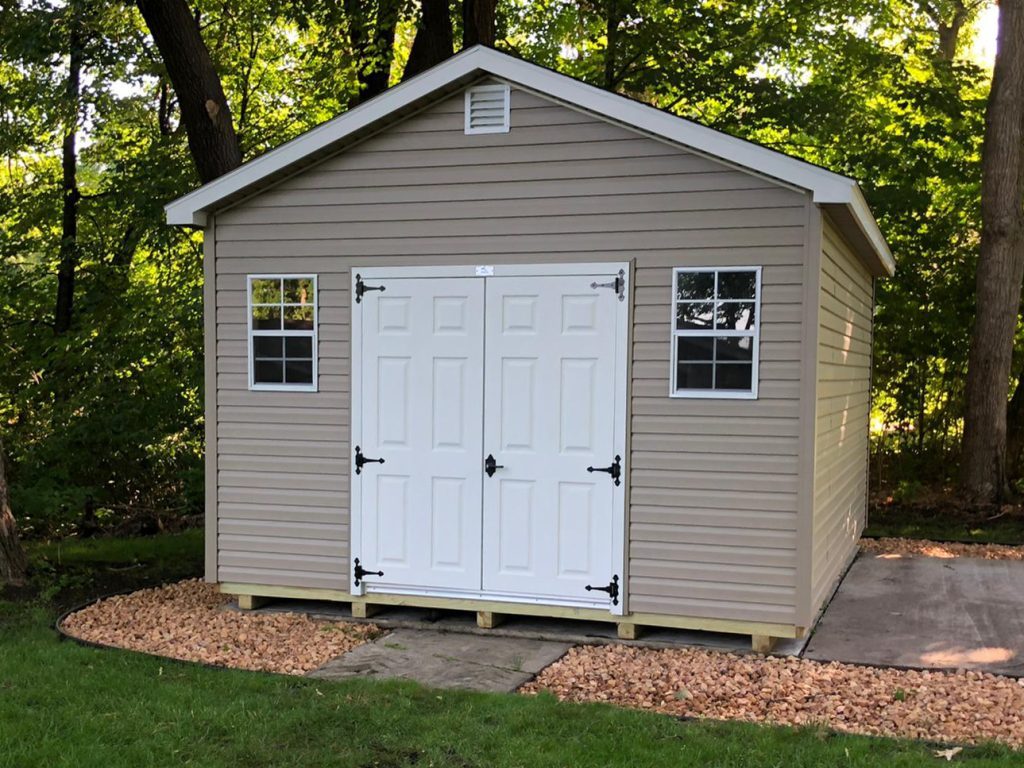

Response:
(865, 500), (1024, 545)
(0, 533), (1019, 767)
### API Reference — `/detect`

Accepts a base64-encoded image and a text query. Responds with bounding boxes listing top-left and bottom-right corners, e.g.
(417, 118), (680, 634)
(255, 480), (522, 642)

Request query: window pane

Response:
(676, 362), (713, 390)
(677, 302), (714, 330)
(285, 336), (313, 358)
(285, 360), (314, 384)
(253, 336), (283, 357)
(677, 336), (713, 361)
(715, 301), (755, 331)
(715, 336), (754, 362)
(284, 305), (314, 330)
(718, 271), (757, 300)
(677, 271), (714, 301)
(284, 278), (314, 305)
(251, 278), (282, 304)
(715, 363), (753, 391)
(254, 359), (284, 384)
(252, 306), (282, 330)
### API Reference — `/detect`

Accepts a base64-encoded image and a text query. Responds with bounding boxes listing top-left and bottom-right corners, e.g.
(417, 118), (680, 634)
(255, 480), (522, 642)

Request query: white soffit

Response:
(165, 45), (894, 276)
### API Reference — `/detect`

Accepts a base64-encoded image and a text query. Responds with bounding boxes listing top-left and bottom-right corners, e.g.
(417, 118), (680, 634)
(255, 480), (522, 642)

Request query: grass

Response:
(1, 532), (1021, 767)
(865, 498), (1024, 545)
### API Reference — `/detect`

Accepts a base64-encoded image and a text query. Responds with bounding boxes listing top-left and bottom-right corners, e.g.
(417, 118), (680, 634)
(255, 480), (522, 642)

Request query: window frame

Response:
(670, 266), (761, 400)
(246, 273), (319, 393)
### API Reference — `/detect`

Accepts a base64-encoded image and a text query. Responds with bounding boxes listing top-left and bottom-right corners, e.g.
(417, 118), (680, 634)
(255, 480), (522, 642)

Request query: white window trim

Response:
(464, 83), (510, 134)
(246, 273), (318, 393)
(670, 266), (761, 400)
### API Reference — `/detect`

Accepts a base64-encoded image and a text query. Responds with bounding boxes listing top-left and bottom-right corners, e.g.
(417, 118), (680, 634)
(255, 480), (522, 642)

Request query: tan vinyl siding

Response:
(809, 216), (873, 612)
(213, 84), (809, 623)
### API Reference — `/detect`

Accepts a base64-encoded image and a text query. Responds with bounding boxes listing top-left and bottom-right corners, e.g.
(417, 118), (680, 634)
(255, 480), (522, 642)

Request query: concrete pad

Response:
(308, 629), (571, 692)
(805, 554), (1024, 677)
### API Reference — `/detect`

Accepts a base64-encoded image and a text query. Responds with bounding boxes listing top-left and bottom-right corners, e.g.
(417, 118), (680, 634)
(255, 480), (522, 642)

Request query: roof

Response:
(165, 45), (894, 277)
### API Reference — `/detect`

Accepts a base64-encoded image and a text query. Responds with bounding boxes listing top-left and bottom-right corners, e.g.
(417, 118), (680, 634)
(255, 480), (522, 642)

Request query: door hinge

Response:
(585, 574), (620, 606)
(354, 446), (384, 474)
(587, 455), (621, 486)
(354, 274), (385, 303)
(354, 558), (383, 586)
(590, 269), (626, 301)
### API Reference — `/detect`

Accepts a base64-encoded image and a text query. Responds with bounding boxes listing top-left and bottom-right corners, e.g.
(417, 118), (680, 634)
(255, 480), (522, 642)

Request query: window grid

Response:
(247, 274), (318, 392)
(671, 267), (761, 400)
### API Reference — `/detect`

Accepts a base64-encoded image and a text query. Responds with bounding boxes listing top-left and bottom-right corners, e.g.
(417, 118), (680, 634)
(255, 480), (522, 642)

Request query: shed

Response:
(166, 46), (894, 650)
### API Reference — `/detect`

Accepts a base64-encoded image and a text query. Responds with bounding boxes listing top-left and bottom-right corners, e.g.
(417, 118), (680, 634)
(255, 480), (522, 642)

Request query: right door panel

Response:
(481, 275), (620, 602)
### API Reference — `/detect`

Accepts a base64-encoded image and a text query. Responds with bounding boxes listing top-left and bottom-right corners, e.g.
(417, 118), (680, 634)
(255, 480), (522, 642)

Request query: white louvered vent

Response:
(465, 84), (510, 134)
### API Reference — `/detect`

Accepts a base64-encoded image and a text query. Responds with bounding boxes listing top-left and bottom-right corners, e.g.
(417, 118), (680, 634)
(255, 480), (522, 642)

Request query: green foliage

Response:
(0, 0), (1001, 538)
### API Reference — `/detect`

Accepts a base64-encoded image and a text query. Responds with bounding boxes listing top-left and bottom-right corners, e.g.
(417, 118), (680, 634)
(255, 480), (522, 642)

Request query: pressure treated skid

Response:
(224, 582), (804, 650)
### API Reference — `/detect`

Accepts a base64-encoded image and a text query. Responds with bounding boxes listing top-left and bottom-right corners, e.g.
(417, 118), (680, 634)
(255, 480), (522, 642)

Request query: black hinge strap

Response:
(354, 558), (383, 586)
(355, 274), (385, 303)
(587, 455), (621, 486)
(354, 446), (385, 474)
(585, 574), (620, 606)
(589, 269), (626, 302)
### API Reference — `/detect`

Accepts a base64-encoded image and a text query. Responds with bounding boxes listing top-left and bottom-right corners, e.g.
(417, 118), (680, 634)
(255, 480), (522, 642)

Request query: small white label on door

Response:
(475, 265), (494, 276)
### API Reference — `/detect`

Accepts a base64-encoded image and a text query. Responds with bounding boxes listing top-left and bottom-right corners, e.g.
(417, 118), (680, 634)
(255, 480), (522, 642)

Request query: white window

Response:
(247, 275), (317, 392)
(671, 267), (761, 399)
(464, 84), (510, 134)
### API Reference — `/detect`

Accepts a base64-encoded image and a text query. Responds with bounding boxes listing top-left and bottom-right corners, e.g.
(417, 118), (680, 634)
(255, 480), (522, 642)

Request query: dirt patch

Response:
(523, 645), (1024, 748)
(61, 579), (381, 675)
(861, 537), (1024, 560)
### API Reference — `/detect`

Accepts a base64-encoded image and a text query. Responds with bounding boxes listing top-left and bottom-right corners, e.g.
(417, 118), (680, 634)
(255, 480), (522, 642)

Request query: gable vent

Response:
(465, 84), (510, 134)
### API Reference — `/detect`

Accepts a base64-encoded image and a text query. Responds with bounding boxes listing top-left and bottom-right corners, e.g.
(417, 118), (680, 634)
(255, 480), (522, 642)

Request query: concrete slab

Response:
(805, 554), (1024, 677)
(308, 629), (571, 692)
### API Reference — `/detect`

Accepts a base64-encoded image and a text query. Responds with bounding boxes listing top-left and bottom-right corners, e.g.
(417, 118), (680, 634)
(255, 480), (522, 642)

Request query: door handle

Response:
(484, 453), (504, 477)
(587, 455), (622, 486)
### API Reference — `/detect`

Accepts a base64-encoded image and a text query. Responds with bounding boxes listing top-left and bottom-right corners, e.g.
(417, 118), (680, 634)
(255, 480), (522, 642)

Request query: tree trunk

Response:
(603, 0), (623, 90)
(1006, 359), (1024, 480)
(346, 0), (400, 103)
(54, 13), (82, 335)
(136, 0), (242, 183)
(462, 0), (496, 48)
(960, 0), (1024, 503)
(937, 1), (969, 61)
(0, 438), (28, 587)
(402, 0), (454, 81)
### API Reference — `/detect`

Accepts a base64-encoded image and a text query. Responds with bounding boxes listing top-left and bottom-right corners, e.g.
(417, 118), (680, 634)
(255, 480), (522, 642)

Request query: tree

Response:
(54, 3), (83, 334)
(403, 0), (454, 80)
(463, 0), (497, 47)
(345, 0), (401, 102)
(961, 0), (1024, 502)
(136, 0), (242, 182)
(0, 437), (28, 587)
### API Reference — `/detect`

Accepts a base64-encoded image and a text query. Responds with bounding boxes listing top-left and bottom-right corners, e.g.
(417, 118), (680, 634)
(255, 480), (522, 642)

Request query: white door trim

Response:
(350, 261), (629, 612)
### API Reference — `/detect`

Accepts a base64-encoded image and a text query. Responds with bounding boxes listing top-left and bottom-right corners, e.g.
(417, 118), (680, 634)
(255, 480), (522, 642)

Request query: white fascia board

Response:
(165, 45), (892, 272)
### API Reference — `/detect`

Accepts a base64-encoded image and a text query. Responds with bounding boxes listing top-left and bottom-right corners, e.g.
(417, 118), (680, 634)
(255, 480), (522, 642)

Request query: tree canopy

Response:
(0, 0), (1010, 538)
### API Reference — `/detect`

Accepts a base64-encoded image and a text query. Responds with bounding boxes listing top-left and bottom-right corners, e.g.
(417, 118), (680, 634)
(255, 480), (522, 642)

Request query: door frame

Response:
(350, 261), (630, 614)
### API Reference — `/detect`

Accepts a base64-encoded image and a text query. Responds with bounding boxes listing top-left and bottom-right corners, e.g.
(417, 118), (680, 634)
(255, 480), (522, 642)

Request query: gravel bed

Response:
(522, 645), (1024, 748)
(861, 537), (1024, 560)
(61, 579), (381, 675)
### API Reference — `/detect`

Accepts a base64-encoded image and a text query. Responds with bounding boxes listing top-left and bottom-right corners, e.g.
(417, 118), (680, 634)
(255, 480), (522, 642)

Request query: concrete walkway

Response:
(308, 629), (571, 692)
(805, 554), (1024, 677)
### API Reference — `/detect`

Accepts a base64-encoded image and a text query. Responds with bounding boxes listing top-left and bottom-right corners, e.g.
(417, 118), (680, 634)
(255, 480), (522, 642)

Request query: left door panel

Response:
(356, 277), (485, 592)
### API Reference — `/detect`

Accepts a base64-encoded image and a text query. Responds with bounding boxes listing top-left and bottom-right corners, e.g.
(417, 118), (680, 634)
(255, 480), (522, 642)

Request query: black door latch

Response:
(585, 575), (620, 606)
(354, 446), (384, 474)
(484, 453), (504, 477)
(587, 455), (621, 486)
(354, 274), (385, 303)
(354, 558), (383, 586)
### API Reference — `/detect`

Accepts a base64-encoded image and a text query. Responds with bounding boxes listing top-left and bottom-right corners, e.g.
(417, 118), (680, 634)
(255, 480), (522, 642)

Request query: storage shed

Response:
(166, 46), (894, 650)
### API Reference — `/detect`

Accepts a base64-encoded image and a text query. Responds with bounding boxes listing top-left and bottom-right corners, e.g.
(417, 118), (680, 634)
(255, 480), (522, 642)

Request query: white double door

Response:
(354, 266), (626, 608)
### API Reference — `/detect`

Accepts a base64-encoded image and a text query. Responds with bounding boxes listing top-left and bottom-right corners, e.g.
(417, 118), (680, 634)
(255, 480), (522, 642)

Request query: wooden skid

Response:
(218, 583), (804, 642)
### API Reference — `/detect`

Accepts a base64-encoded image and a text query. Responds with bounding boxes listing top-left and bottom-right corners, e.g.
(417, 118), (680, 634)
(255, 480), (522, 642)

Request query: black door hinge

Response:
(354, 558), (383, 586)
(590, 269), (626, 301)
(355, 446), (384, 474)
(587, 455), (621, 486)
(585, 574), (620, 606)
(355, 274), (385, 303)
